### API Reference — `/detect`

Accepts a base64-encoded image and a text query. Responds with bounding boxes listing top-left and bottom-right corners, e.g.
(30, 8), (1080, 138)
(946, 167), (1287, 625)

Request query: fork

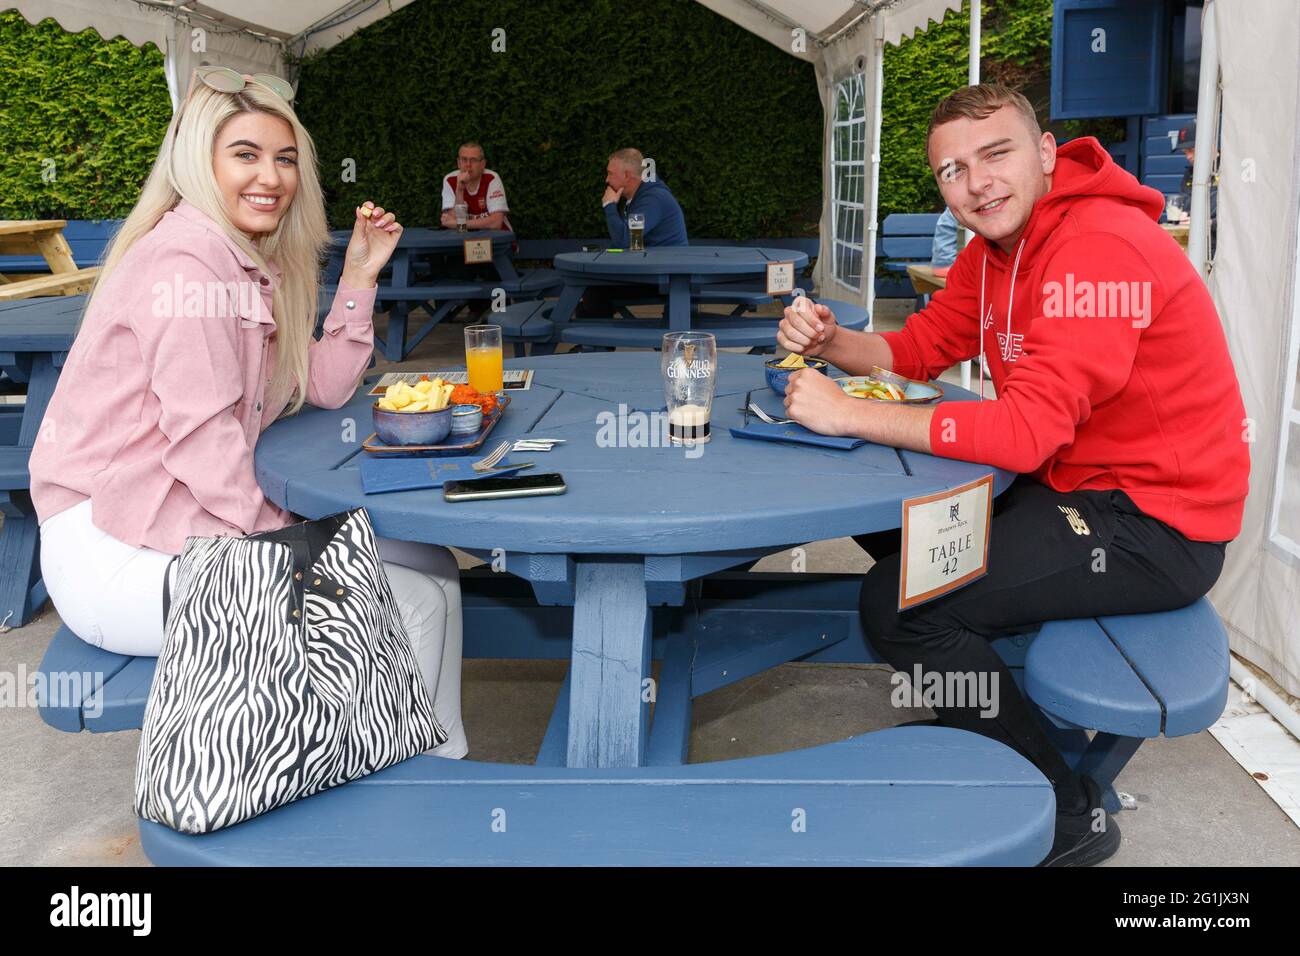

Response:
(472, 440), (511, 472)
(747, 402), (795, 426)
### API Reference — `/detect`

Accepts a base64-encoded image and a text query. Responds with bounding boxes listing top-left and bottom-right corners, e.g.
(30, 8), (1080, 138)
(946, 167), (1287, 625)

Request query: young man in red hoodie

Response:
(779, 85), (1249, 866)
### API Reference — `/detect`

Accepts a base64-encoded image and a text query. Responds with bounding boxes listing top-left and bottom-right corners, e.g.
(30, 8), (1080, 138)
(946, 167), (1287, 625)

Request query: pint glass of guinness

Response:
(662, 331), (716, 446)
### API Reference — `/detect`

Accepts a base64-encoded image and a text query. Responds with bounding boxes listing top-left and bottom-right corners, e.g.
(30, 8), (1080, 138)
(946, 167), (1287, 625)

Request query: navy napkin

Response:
(728, 420), (866, 450)
(360, 455), (530, 494)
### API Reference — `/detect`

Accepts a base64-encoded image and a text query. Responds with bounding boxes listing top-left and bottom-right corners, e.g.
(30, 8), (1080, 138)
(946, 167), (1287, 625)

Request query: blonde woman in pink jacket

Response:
(28, 70), (467, 758)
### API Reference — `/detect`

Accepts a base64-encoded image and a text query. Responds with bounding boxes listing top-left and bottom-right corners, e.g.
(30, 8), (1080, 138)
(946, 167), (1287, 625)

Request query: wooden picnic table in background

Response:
(1161, 222), (1190, 249)
(0, 221), (99, 302)
(906, 263), (946, 297)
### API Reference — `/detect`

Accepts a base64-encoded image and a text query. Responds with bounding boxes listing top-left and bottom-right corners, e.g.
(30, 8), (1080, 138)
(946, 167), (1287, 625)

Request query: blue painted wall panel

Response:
(1052, 0), (1168, 120)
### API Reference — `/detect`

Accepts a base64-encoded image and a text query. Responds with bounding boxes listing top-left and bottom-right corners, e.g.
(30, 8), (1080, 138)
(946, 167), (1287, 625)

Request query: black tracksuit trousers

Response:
(856, 476), (1228, 803)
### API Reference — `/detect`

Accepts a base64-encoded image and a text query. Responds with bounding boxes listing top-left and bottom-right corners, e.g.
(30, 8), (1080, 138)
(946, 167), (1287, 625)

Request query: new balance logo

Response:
(1058, 505), (1091, 535)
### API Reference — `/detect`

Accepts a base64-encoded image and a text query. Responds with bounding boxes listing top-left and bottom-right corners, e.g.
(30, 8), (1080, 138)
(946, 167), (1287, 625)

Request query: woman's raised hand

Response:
(341, 200), (402, 288)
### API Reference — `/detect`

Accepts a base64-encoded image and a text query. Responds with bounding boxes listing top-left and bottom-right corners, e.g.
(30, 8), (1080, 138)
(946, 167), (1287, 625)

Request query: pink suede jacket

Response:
(29, 200), (377, 554)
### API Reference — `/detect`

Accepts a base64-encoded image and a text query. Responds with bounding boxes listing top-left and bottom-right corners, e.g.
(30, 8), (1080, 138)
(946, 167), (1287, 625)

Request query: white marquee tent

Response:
(10, 0), (974, 311)
(1202, 0), (1300, 715)
(10, 2), (1300, 720)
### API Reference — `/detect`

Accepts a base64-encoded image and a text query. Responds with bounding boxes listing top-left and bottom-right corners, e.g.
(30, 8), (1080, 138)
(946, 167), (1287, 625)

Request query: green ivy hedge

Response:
(0, 11), (172, 220)
(880, 0), (1054, 220)
(293, 0), (823, 238)
(2, 0), (1112, 234)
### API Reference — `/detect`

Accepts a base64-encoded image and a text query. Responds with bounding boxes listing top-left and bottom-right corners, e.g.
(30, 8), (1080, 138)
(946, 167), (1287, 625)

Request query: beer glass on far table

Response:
(662, 331), (716, 446)
(455, 202), (469, 232)
(629, 213), (646, 251)
(465, 324), (503, 393)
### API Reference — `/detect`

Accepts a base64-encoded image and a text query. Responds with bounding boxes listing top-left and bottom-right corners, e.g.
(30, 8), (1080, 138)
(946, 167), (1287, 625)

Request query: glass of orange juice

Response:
(464, 324), (504, 394)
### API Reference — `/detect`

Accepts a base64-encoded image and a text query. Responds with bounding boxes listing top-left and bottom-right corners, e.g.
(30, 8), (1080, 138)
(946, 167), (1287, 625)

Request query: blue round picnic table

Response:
(548, 246), (810, 334)
(142, 350), (1054, 866)
(328, 225), (515, 254)
(256, 351), (1015, 768)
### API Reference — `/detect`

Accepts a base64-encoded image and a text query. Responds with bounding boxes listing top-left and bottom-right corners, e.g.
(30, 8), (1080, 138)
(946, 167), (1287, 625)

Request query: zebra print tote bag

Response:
(134, 507), (446, 834)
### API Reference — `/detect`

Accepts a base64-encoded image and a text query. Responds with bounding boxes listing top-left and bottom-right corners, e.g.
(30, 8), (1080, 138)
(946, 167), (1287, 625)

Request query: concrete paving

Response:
(3, 299), (1298, 866)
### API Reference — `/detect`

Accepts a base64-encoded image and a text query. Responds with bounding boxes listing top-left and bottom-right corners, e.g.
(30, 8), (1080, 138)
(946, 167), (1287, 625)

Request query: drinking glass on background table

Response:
(455, 202), (469, 232)
(629, 213), (646, 251)
(465, 324), (503, 393)
(662, 331), (716, 446)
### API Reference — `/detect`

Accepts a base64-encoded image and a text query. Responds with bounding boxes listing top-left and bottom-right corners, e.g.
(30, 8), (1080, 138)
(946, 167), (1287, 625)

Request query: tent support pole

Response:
(1188, 0), (1220, 278)
(865, 17), (885, 326)
(959, 0), (981, 392)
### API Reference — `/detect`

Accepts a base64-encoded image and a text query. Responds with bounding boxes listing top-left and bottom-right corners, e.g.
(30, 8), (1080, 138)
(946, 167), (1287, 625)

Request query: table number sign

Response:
(898, 473), (993, 610)
(766, 261), (795, 296)
(463, 237), (493, 264)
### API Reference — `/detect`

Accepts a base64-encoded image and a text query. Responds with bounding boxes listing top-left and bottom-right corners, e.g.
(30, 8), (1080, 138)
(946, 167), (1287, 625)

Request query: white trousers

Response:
(39, 499), (467, 758)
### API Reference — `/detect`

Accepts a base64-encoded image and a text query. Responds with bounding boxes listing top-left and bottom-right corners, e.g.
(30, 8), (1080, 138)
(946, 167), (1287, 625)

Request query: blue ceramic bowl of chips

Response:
(765, 356), (829, 396)
(372, 402), (452, 446)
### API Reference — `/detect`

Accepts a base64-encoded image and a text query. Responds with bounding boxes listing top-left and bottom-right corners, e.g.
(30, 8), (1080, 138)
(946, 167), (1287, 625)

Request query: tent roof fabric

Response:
(11, 0), (961, 60)
(7, 0), (417, 57)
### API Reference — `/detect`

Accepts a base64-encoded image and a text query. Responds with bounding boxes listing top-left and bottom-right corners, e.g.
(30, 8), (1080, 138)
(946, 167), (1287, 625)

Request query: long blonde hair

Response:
(91, 79), (328, 417)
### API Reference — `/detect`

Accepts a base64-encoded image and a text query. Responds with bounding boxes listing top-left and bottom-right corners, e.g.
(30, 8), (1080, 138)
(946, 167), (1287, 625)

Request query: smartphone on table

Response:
(444, 473), (567, 502)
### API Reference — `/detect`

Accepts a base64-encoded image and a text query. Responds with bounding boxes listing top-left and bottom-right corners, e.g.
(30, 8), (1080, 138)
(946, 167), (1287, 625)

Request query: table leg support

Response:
(384, 304), (409, 362)
(0, 490), (43, 628)
(566, 559), (652, 768)
(667, 274), (690, 332)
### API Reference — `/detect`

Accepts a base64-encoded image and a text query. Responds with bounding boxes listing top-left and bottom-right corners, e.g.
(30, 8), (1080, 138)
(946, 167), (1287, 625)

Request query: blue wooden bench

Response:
(496, 300), (555, 357)
(875, 213), (940, 302)
(1021, 599), (1229, 809)
(136, 726), (1051, 865)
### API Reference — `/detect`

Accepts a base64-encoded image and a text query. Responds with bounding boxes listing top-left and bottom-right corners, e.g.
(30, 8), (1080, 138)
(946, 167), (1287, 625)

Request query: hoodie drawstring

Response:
(976, 236), (1027, 402)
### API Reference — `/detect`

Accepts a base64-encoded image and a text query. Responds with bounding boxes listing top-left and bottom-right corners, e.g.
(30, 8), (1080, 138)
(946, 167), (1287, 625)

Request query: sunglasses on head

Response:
(192, 66), (294, 103)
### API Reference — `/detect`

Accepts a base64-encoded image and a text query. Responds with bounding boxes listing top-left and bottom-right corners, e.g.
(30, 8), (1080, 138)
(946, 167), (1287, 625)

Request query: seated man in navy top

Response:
(602, 147), (688, 247)
(578, 148), (688, 316)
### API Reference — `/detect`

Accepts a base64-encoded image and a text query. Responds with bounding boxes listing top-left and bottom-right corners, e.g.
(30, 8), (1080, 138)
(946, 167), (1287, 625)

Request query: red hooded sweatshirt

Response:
(879, 137), (1249, 542)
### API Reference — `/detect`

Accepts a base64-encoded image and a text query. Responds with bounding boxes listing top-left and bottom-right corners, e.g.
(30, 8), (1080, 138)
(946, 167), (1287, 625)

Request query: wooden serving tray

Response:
(362, 394), (511, 457)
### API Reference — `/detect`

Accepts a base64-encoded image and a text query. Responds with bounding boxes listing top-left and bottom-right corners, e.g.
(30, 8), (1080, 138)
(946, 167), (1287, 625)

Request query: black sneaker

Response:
(1039, 775), (1121, 867)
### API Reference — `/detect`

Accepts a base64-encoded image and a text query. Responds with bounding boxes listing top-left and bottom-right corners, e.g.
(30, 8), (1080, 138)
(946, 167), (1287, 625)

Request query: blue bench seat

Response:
(37, 625), (157, 732)
(1025, 598), (1229, 739)
(500, 268), (562, 296)
(495, 300), (555, 357)
(138, 726), (1053, 866)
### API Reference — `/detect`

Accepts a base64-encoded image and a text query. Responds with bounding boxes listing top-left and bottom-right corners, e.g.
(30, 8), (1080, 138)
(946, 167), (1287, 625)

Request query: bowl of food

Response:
(373, 377), (456, 445)
(835, 366), (943, 404)
(765, 353), (829, 396)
